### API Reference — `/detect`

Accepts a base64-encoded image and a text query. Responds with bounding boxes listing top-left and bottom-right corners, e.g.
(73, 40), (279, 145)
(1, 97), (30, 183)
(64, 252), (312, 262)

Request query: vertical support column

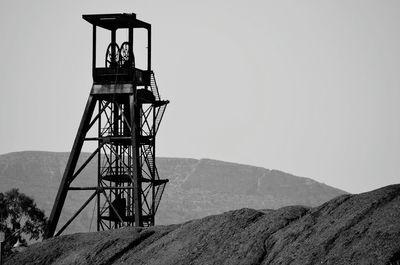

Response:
(113, 101), (119, 209)
(128, 27), (134, 81)
(130, 94), (143, 227)
(151, 103), (156, 225)
(129, 27), (134, 62)
(147, 27), (151, 72)
(111, 29), (117, 66)
(97, 101), (101, 232)
(92, 25), (96, 80)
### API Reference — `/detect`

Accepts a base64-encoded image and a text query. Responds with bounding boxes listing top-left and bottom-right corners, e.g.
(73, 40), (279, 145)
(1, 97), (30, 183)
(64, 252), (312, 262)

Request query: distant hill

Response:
(0, 151), (346, 234)
(5, 185), (400, 265)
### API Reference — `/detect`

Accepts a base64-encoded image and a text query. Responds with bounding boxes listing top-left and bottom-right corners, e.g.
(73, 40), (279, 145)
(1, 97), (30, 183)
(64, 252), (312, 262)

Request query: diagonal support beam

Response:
(70, 143), (104, 184)
(88, 101), (110, 129)
(46, 94), (97, 239)
(55, 191), (97, 237)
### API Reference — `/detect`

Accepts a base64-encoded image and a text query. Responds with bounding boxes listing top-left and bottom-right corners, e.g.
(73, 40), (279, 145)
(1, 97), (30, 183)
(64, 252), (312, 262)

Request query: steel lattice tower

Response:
(46, 13), (169, 238)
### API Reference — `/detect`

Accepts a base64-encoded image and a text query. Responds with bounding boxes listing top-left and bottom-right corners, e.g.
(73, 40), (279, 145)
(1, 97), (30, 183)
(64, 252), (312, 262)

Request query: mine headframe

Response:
(46, 13), (169, 238)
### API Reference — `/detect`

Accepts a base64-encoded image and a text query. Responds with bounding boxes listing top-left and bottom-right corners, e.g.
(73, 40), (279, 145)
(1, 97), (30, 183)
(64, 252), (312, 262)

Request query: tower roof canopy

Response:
(82, 13), (150, 30)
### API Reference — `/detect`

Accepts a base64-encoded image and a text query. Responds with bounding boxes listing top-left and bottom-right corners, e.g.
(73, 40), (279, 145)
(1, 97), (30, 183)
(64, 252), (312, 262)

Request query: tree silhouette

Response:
(0, 189), (47, 255)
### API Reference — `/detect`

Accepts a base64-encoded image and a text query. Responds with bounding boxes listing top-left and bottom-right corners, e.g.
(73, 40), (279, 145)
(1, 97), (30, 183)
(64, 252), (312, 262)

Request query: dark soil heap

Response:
(6, 184), (400, 265)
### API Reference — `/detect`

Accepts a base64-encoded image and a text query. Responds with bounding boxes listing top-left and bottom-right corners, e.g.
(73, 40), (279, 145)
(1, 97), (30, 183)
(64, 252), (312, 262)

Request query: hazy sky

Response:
(1, 0), (399, 193)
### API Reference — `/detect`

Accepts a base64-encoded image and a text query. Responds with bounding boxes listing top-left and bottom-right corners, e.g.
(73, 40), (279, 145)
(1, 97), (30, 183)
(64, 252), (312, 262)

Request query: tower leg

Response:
(130, 94), (143, 227)
(46, 95), (97, 238)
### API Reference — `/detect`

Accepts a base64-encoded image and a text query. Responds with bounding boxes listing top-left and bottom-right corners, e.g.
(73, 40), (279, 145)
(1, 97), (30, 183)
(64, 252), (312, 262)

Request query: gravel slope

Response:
(5, 184), (400, 265)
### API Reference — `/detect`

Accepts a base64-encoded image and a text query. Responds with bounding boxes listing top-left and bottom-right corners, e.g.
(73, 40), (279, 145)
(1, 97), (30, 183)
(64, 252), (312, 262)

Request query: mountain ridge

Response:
(0, 151), (346, 191)
(0, 151), (346, 234)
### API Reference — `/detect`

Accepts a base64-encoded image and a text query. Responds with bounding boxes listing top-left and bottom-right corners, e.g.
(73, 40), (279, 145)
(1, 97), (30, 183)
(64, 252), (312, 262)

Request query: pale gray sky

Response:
(1, 0), (399, 193)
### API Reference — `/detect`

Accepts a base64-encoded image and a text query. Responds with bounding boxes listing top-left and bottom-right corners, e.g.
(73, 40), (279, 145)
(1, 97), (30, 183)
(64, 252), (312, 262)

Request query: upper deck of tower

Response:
(82, 13), (150, 30)
(83, 13), (152, 85)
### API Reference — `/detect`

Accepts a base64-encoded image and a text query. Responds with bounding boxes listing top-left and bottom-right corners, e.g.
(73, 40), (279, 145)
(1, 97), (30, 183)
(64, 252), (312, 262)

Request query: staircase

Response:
(147, 71), (169, 214)
(149, 71), (168, 135)
(144, 147), (154, 176)
(154, 104), (167, 135)
(150, 71), (161, 101)
(143, 146), (166, 212)
(154, 177), (167, 212)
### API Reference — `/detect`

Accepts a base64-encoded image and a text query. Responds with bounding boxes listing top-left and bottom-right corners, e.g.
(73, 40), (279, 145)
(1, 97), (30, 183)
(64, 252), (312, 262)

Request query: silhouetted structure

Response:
(46, 13), (169, 238)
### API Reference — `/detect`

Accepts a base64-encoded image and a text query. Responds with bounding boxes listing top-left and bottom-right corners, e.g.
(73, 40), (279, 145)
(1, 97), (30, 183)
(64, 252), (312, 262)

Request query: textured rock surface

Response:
(5, 184), (400, 265)
(0, 151), (346, 234)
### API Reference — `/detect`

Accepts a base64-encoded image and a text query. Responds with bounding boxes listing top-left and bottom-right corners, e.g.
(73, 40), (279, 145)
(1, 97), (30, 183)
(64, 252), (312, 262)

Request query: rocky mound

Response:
(5, 184), (400, 265)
